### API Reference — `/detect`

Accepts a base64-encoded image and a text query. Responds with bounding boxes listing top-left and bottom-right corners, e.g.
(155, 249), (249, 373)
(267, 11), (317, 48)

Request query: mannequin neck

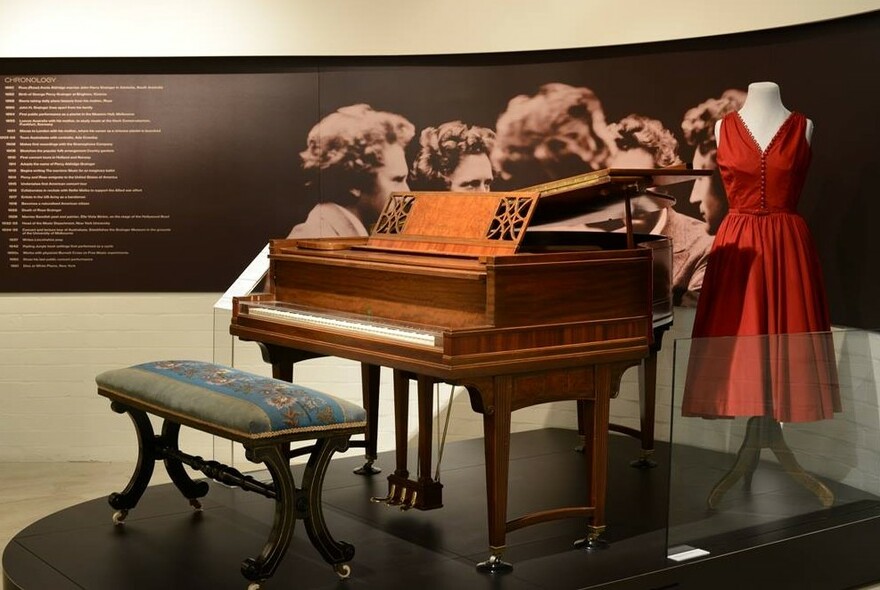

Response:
(737, 82), (792, 150)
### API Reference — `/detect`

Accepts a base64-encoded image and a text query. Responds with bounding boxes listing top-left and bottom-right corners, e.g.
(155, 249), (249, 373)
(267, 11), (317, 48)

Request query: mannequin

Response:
(684, 80), (840, 508)
(715, 81), (813, 150)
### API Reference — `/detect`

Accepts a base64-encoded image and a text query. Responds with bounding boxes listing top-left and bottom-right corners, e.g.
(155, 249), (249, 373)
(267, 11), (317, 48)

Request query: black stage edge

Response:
(4, 428), (880, 590)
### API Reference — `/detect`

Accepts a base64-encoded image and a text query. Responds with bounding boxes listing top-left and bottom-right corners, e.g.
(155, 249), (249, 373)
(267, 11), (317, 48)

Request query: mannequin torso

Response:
(716, 81), (813, 150)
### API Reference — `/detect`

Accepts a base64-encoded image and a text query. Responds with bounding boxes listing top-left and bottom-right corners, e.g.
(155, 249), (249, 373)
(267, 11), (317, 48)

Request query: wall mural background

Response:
(1, 12), (877, 328)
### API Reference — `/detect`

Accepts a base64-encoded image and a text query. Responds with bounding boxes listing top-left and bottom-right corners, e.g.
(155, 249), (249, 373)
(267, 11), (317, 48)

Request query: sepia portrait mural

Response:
(1, 13), (877, 328)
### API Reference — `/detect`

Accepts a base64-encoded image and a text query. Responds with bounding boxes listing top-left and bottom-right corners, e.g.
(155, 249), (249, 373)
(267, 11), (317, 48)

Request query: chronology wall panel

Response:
(1, 71), (319, 291)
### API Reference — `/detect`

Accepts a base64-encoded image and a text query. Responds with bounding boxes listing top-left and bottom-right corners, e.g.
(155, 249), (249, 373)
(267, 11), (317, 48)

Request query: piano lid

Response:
(522, 166), (706, 226)
(356, 166), (710, 257)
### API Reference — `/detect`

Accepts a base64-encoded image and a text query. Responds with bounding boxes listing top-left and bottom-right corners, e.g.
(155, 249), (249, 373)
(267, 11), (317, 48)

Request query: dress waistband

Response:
(728, 208), (796, 216)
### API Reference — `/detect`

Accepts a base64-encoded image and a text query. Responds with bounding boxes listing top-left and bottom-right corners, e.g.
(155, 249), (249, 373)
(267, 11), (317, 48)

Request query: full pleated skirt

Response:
(682, 212), (841, 422)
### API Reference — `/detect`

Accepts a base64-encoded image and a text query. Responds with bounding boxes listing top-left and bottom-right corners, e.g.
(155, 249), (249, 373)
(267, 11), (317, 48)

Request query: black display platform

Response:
(4, 428), (880, 590)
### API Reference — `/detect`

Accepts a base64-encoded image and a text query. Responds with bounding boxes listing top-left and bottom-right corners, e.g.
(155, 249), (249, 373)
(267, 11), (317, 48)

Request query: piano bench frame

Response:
(95, 360), (367, 587)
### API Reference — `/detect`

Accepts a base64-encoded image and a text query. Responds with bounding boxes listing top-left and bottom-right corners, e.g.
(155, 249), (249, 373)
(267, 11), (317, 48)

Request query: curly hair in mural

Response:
(290, 104), (415, 238)
(410, 120), (497, 192)
(607, 114), (683, 168)
(491, 83), (613, 188)
(680, 89), (746, 234)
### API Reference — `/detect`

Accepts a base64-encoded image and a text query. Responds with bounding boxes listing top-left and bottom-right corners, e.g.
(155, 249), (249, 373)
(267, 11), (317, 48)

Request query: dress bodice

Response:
(716, 111), (811, 213)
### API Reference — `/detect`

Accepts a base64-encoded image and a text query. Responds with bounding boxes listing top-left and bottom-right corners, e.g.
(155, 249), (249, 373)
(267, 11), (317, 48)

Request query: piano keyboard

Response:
(247, 306), (438, 347)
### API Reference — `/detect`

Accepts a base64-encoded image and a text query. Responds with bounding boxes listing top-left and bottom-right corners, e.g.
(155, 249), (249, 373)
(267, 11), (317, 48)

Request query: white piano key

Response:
(247, 306), (438, 347)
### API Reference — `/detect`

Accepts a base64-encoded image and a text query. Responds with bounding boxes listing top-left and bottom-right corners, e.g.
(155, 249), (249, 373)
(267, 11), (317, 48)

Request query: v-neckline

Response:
(735, 111), (796, 156)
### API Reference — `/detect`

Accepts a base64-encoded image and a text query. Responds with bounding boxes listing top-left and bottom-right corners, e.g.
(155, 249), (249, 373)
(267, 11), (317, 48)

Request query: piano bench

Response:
(95, 360), (367, 588)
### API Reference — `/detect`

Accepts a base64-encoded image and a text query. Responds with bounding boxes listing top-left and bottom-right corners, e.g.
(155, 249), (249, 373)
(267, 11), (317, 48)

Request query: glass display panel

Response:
(668, 329), (880, 561)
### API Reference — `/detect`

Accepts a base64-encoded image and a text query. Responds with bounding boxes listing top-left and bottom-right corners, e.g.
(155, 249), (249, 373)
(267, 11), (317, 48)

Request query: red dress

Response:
(682, 111), (840, 422)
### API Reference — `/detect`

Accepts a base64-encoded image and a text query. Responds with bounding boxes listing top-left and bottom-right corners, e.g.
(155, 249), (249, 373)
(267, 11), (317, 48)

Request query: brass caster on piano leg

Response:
(476, 548), (513, 574)
(111, 509), (128, 525)
(189, 498), (203, 511)
(399, 490), (418, 511)
(629, 449), (658, 469)
(370, 484), (397, 505)
(334, 563), (352, 579)
(574, 525), (609, 551)
(353, 458), (381, 476)
(246, 582), (262, 590)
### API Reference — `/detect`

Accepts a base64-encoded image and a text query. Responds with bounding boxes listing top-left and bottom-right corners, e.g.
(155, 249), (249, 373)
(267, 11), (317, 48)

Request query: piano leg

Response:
(632, 347), (658, 469)
(630, 326), (670, 468)
(392, 370), (410, 481)
(476, 375), (514, 573)
(573, 366), (611, 551)
(416, 374), (435, 501)
(583, 325), (668, 468)
(353, 363), (382, 475)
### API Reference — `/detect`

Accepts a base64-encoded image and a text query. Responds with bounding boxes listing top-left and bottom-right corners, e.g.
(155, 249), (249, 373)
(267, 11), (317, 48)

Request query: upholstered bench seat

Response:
(96, 360), (366, 588)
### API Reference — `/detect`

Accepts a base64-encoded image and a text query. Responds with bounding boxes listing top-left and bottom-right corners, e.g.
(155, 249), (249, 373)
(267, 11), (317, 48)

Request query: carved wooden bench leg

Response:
(241, 443), (297, 584)
(108, 402), (210, 522)
(160, 420), (209, 507)
(108, 402), (158, 523)
(241, 436), (355, 585)
(300, 436), (355, 575)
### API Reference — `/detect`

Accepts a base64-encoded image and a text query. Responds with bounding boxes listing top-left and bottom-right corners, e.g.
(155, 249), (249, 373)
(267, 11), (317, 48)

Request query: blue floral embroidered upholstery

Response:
(95, 360), (366, 439)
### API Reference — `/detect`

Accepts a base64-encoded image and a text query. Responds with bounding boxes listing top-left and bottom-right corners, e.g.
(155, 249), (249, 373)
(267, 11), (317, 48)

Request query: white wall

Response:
(1, 3), (879, 473)
(2, 1), (879, 57)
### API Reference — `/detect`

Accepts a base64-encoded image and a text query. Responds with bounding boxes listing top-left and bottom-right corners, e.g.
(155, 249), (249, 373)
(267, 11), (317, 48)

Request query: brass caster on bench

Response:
(189, 498), (203, 511)
(334, 563), (352, 579)
(246, 582), (262, 590)
(111, 509), (128, 525)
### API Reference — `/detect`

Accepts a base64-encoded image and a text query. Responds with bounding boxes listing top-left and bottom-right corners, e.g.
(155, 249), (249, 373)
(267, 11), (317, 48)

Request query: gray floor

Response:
(3, 440), (880, 589)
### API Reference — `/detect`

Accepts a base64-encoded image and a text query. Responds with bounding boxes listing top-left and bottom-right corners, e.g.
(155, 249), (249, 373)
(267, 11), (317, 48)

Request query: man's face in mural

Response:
(605, 148), (665, 233)
(448, 154), (493, 192)
(357, 144), (410, 225)
(689, 149), (727, 234)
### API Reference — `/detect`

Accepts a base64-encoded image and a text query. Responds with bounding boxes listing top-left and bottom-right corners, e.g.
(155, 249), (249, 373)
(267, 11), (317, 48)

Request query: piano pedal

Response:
(395, 487), (409, 507)
(399, 490), (418, 511)
(369, 483), (397, 504)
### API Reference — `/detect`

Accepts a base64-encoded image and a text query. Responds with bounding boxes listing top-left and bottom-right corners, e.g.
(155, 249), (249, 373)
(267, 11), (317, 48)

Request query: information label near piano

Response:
(230, 167), (711, 572)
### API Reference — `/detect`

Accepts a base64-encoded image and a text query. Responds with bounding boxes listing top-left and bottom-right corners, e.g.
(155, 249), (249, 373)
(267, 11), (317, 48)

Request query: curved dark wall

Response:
(1, 12), (877, 328)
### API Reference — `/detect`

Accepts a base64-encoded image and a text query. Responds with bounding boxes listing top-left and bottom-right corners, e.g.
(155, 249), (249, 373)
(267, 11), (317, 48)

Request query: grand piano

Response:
(230, 167), (709, 571)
